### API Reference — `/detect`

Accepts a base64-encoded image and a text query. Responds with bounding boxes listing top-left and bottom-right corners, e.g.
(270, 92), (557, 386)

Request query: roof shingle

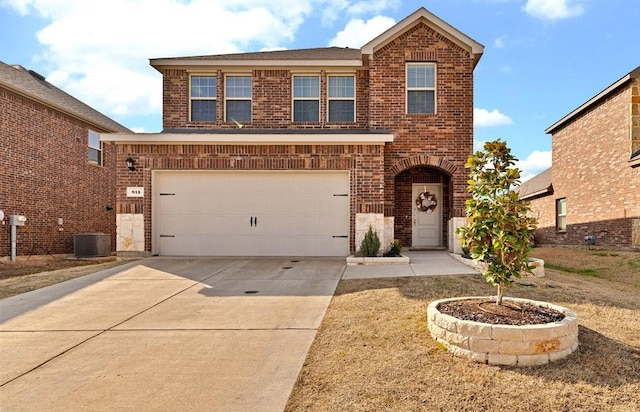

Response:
(0, 61), (130, 133)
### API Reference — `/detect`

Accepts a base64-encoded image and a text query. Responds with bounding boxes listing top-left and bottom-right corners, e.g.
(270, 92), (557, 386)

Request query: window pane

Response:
(293, 76), (319, 98)
(407, 64), (435, 88)
(556, 199), (566, 231)
(328, 76), (354, 98)
(328, 100), (354, 122)
(226, 76), (252, 98)
(191, 100), (216, 121)
(557, 216), (566, 231)
(293, 100), (319, 122)
(226, 100), (251, 122)
(557, 199), (566, 215)
(191, 76), (217, 98)
(88, 130), (100, 149)
(88, 147), (100, 164)
(407, 90), (435, 114)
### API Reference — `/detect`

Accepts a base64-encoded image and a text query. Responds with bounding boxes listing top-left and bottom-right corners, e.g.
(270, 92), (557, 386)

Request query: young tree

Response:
(457, 140), (537, 305)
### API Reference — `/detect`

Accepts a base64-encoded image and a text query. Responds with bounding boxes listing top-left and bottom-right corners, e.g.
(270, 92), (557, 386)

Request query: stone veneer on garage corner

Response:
(427, 297), (579, 366)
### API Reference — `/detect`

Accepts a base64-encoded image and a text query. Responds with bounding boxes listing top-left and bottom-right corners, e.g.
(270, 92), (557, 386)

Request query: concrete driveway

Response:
(0, 257), (345, 412)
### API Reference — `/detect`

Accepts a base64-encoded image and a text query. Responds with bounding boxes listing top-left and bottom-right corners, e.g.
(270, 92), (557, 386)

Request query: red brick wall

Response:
(1, 88), (117, 257)
(368, 22), (475, 243)
(530, 82), (640, 249)
(162, 69), (371, 130)
(116, 144), (385, 253)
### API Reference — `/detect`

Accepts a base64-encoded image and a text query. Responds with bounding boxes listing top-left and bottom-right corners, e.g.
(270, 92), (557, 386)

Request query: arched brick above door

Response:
(390, 155), (457, 177)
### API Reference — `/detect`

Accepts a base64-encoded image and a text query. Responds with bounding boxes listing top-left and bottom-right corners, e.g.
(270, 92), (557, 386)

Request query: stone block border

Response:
(346, 255), (410, 265)
(427, 296), (578, 366)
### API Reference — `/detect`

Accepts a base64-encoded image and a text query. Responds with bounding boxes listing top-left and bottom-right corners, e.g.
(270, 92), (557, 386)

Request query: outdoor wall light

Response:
(126, 157), (136, 171)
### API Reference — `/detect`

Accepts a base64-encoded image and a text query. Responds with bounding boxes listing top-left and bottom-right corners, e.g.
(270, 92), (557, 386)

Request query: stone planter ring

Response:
(427, 297), (579, 366)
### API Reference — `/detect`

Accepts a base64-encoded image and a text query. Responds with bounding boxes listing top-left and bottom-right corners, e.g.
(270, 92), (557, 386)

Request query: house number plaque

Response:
(126, 187), (144, 198)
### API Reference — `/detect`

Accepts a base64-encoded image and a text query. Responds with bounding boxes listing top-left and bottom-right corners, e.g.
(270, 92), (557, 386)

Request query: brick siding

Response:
(369, 22), (474, 242)
(0, 87), (117, 257)
(530, 81), (640, 249)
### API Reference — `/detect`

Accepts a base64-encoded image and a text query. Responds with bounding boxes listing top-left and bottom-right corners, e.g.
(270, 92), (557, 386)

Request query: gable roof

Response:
(0, 61), (131, 133)
(151, 7), (483, 70)
(517, 167), (553, 200)
(545, 66), (640, 135)
(361, 7), (484, 68)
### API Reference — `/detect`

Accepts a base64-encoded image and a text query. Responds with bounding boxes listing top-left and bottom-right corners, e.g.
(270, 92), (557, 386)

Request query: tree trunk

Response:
(496, 284), (505, 305)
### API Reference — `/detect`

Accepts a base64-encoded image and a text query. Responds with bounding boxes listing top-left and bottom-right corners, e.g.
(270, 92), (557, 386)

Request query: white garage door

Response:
(153, 171), (350, 256)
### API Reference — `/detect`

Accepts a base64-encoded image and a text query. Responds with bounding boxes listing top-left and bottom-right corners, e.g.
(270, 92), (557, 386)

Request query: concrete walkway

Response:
(343, 250), (479, 279)
(0, 252), (477, 411)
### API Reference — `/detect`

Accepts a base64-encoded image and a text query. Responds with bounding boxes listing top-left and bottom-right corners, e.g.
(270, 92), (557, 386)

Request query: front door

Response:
(412, 184), (442, 247)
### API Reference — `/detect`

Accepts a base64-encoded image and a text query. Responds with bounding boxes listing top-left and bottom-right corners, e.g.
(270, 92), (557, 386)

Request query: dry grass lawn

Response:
(286, 247), (640, 411)
(0, 255), (130, 299)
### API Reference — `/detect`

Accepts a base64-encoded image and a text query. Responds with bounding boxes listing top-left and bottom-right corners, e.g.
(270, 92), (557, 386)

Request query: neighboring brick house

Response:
(0, 61), (131, 258)
(521, 66), (640, 250)
(102, 7), (484, 257)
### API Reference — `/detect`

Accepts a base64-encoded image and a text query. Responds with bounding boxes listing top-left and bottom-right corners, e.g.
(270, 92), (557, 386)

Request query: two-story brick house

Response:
(102, 7), (483, 257)
(1, 61), (131, 258)
(521, 66), (640, 250)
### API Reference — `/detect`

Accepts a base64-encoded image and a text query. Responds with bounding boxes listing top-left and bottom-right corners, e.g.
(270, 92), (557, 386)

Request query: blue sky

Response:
(1, 0), (638, 180)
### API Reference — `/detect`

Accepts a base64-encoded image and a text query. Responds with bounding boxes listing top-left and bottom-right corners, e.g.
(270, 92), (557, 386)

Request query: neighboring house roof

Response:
(0, 61), (131, 133)
(545, 66), (640, 135)
(151, 7), (483, 71)
(361, 7), (483, 68)
(518, 167), (553, 200)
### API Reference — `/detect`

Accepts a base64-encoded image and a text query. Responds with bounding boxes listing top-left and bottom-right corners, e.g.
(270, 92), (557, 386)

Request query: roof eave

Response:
(150, 59), (364, 71)
(546, 66), (640, 135)
(519, 186), (553, 200)
(361, 7), (484, 68)
(100, 132), (394, 145)
(0, 79), (129, 133)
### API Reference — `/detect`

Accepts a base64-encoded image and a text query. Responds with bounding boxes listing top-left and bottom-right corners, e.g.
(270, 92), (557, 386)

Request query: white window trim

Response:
(327, 74), (356, 123)
(189, 75), (217, 122)
(224, 74), (252, 123)
(292, 75), (320, 123)
(88, 129), (102, 166)
(406, 62), (437, 114)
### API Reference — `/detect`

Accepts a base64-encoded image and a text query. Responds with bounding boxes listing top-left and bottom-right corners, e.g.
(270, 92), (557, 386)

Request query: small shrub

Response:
(360, 226), (381, 257)
(383, 240), (403, 257)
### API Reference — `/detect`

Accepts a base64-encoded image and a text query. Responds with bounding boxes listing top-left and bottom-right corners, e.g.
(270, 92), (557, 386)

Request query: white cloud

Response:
(523, 0), (585, 20)
(347, 0), (400, 15)
(499, 65), (512, 74)
(2, 0), (406, 125)
(2, 0), (327, 122)
(515, 150), (551, 182)
(329, 15), (396, 48)
(494, 35), (506, 49)
(474, 108), (514, 127)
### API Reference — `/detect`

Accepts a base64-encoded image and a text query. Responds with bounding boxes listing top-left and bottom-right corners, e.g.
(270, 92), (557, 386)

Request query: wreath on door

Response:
(416, 191), (437, 213)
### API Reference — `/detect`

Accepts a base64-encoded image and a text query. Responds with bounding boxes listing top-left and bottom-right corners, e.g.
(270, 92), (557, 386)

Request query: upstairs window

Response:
(225, 75), (252, 123)
(328, 76), (355, 122)
(556, 198), (567, 232)
(190, 76), (217, 122)
(406, 63), (436, 114)
(88, 130), (102, 165)
(293, 76), (319, 122)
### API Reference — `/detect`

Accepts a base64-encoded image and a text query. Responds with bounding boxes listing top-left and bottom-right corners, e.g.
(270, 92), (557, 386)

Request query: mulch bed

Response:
(437, 299), (565, 325)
